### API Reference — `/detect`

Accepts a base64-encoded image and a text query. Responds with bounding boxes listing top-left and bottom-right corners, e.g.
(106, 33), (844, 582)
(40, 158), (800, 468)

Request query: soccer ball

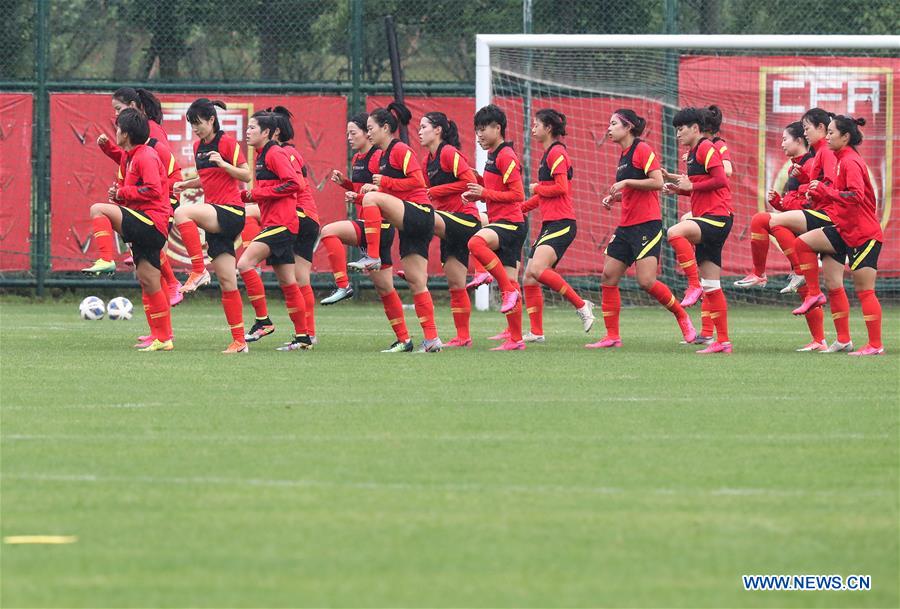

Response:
(107, 296), (133, 321)
(79, 296), (105, 320)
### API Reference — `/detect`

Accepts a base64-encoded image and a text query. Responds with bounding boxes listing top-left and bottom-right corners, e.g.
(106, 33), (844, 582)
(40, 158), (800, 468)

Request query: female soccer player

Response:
(347, 103), (443, 353)
(169, 99), (253, 353)
(464, 104), (527, 351)
(418, 111), (481, 347)
(234, 111), (310, 351)
(84, 109), (173, 351)
(702, 105), (733, 178)
(663, 107), (733, 354)
(733, 121), (825, 351)
(519, 108), (594, 342)
(792, 116), (884, 356)
(319, 114), (412, 353)
(586, 109), (696, 349)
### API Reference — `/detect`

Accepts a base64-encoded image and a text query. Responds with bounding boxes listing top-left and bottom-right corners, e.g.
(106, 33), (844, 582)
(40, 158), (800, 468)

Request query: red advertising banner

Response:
(50, 93), (347, 271)
(680, 56), (899, 276)
(0, 93), (33, 271)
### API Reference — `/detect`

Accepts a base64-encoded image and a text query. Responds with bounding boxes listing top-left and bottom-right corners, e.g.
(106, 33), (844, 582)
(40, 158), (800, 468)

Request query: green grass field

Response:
(1, 296), (898, 608)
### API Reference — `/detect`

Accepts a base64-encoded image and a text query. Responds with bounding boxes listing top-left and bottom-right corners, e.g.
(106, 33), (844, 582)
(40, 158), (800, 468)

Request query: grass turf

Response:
(1, 297), (898, 608)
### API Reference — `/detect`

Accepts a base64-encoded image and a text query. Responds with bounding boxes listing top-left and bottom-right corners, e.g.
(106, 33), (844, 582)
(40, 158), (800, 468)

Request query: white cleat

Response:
(821, 340), (853, 354)
(576, 300), (595, 333)
(779, 272), (806, 294)
(523, 332), (545, 343)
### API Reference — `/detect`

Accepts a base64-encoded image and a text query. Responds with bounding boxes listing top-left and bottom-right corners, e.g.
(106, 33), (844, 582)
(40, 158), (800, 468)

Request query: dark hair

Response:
(612, 108), (646, 137)
(266, 106), (294, 143)
(474, 104), (507, 138)
(250, 110), (280, 140)
(801, 107), (835, 130)
(186, 98), (226, 132)
(369, 101), (412, 134)
(831, 115), (866, 147)
(349, 112), (368, 132)
(672, 107), (705, 129)
(701, 105), (723, 134)
(116, 108), (150, 144)
(113, 87), (163, 124)
(423, 111), (460, 148)
(784, 121), (808, 146)
(535, 108), (567, 137)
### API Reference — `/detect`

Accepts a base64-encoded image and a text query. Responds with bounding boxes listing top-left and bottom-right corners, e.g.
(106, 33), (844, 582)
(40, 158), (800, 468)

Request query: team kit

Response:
(81, 88), (886, 356)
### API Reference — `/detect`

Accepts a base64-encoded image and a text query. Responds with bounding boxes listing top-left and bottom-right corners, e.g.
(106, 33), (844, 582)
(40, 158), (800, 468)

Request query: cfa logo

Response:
(772, 79), (880, 114)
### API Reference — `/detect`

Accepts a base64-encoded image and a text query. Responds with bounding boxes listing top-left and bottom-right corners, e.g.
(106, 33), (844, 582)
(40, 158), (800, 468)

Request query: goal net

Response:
(476, 35), (900, 308)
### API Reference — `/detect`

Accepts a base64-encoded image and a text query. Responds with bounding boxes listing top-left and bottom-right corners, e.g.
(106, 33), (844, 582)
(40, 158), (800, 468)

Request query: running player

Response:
(663, 107), (733, 354)
(464, 104), (527, 351)
(347, 103), (443, 353)
(418, 111), (481, 347)
(792, 115), (884, 356)
(170, 98), (253, 353)
(587, 109), (696, 348)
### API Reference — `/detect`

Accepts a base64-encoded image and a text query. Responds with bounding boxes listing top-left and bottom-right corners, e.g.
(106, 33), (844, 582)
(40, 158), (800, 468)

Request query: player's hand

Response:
(173, 181), (187, 195)
(661, 182), (678, 195)
(360, 183), (378, 194)
(466, 183), (484, 198)
(371, 174), (383, 186)
(767, 190), (778, 204)
(207, 151), (225, 167)
(808, 180), (820, 192)
(107, 184), (119, 200)
(608, 180), (627, 196)
(344, 190), (357, 204)
(96, 133), (109, 146)
(661, 168), (678, 183)
(681, 152), (688, 162)
(790, 163), (802, 178)
(602, 195), (613, 210)
(673, 175), (692, 191)
(329, 169), (345, 184)
(529, 182), (539, 192)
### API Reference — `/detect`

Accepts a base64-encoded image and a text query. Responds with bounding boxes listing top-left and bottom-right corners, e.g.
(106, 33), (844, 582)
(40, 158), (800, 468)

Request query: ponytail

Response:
(371, 101), (412, 134)
(831, 115), (866, 147)
(186, 98), (226, 132)
(266, 105), (294, 143)
(423, 111), (461, 148)
(113, 87), (163, 124)
(802, 107), (835, 130)
(613, 108), (647, 137)
(535, 108), (567, 137)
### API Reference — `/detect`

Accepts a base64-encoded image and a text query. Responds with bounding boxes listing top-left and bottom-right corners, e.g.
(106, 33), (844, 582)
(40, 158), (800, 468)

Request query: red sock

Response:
(798, 286), (825, 343)
(700, 297), (714, 337)
(240, 269), (268, 319)
(505, 281), (523, 342)
(321, 235), (349, 288)
(361, 206), (382, 259)
(750, 212), (771, 276)
(473, 258), (488, 275)
(92, 215), (115, 260)
(537, 269), (585, 308)
(141, 292), (152, 333)
(299, 285), (315, 336)
(857, 289), (882, 349)
(449, 288), (471, 340)
(771, 225), (800, 273)
(413, 291), (438, 340)
(601, 285), (621, 339)
(160, 254), (178, 289)
(795, 239), (821, 296)
(177, 220), (205, 274)
(468, 236), (514, 292)
(281, 283), (307, 336)
(147, 288), (171, 341)
(829, 287), (851, 343)
(524, 284), (544, 336)
(241, 216), (261, 243)
(648, 280), (686, 319)
(221, 289), (245, 342)
(381, 290), (409, 342)
(668, 236), (700, 288)
(705, 288), (729, 343)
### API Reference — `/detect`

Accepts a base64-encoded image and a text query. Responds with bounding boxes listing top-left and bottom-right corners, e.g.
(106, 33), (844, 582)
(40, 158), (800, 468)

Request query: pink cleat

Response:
(445, 337), (473, 348)
(848, 345), (885, 356)
(123, 255), (135, 267)
(696, 341), (732, 354)
(488, 329), (510, 341)
(796, 340), (828, 352)
(792, 293), (826, 315)
(499, 289), (519, 314)
(134, 336), (155, 349)
(489, 339), (525, 351)
(733, 273), (768, 288)
(465, 272), (494, 291)
(585, 337), (622, 349)
(680, 286), (703, 308)
(169, 286), (184, 307)
(136, 334), (152, 343)
(677, 315), (697, 344)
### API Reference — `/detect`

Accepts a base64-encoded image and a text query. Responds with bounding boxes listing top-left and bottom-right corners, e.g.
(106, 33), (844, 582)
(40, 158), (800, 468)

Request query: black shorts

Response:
(253, 225), (296, 266)
(354, 219), (395, 267)
(437, 210), (480, 266)
(689, 214), (734, 267)
(802, 209), (833, 231)
(605, 219), (663, 267)
(530, 219), (577, 267)
(823, 226), (881, 270)
(292, 212), (321, 262)
(120, 207), (167, 270)
(484, 221), (527, 269)
(206, 204), (245, 260)
(398, 201), (435, 259)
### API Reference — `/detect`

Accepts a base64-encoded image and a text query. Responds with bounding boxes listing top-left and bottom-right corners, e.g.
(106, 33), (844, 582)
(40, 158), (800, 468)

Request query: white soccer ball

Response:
(106, 296), (134, 321)
(79, 296), (105, 320)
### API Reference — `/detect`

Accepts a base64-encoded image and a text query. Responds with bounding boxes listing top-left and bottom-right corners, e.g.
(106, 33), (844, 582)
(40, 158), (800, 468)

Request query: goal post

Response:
(473, 34), (900, 311)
